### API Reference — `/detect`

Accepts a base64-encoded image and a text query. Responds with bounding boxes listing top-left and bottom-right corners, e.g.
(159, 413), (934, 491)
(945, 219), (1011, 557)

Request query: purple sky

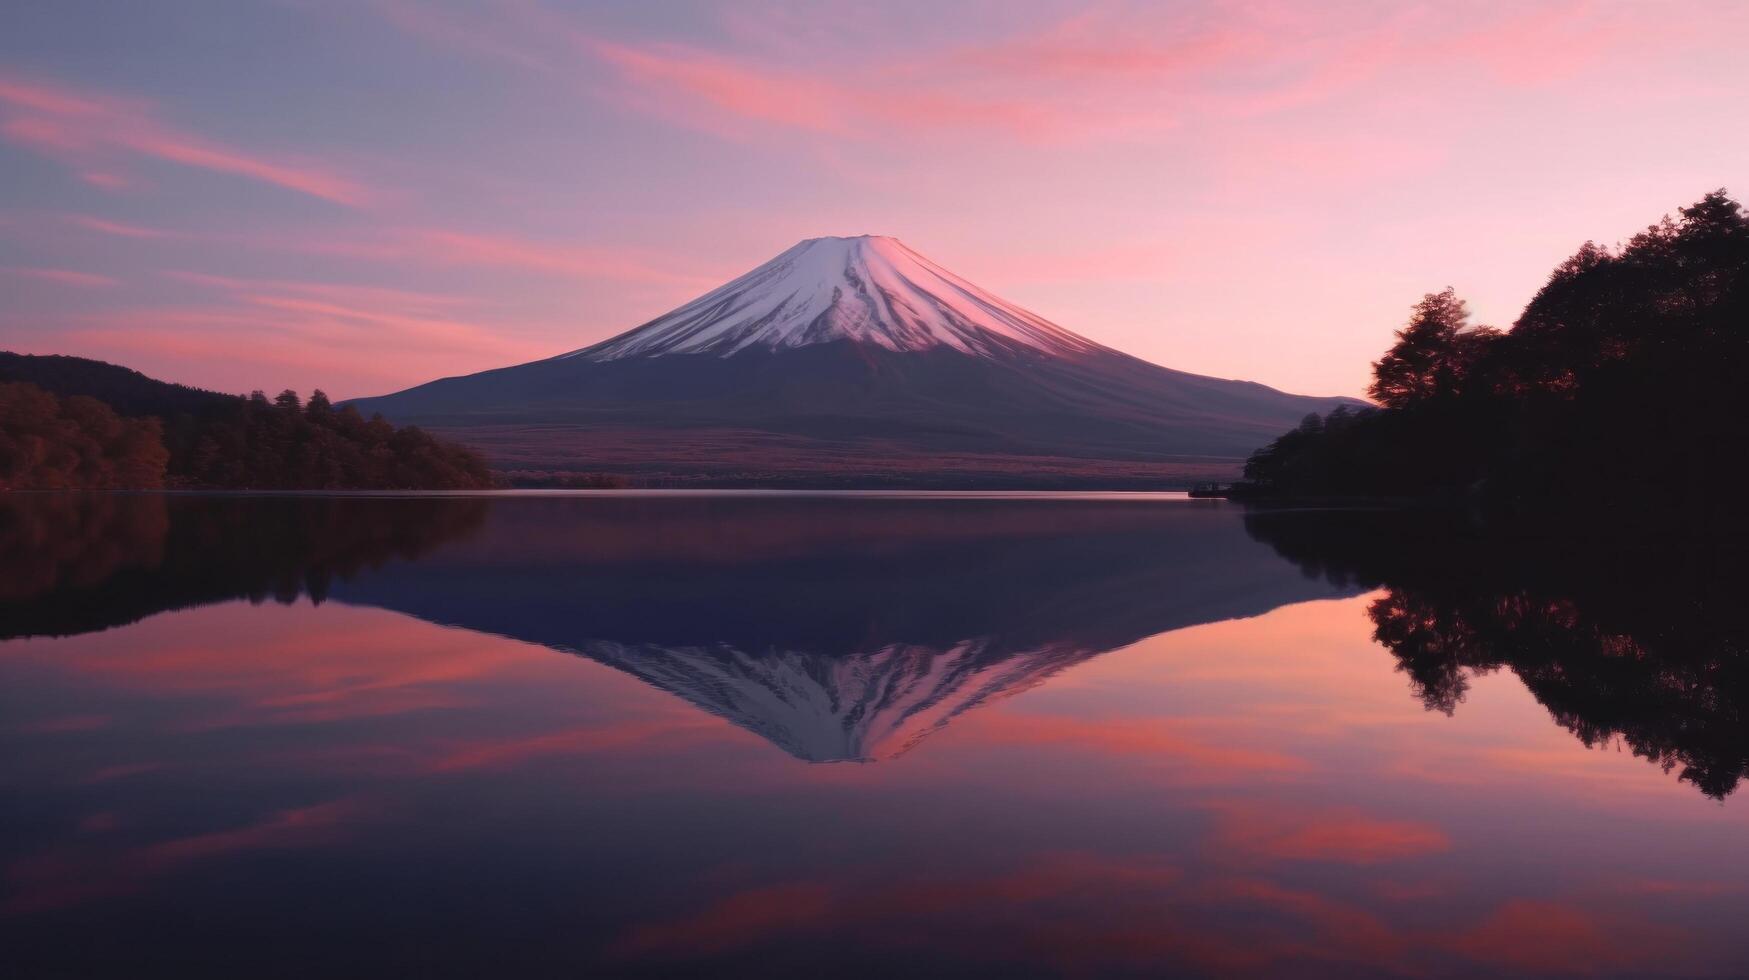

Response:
(2, 0), (1745, 399)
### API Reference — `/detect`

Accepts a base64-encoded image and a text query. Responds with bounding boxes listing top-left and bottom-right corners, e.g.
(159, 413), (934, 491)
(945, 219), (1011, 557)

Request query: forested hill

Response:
(0, 352), (239, 419)
(1238, 189), (1748, 536)
(1, 353), (495, 491)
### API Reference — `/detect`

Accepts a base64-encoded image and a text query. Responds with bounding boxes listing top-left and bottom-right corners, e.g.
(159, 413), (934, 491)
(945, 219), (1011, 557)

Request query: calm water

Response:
(2, 493), (1746, 978)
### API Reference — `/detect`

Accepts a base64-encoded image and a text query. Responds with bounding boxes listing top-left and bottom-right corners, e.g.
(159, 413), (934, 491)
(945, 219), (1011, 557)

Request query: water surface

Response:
(2, 493), (1745, 978)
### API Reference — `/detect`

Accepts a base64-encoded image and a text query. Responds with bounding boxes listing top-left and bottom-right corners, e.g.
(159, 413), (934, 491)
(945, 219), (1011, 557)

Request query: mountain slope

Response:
(350, 236), (1363, 485)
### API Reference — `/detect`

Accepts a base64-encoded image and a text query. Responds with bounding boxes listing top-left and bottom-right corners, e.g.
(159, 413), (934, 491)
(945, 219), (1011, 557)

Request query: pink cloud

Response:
(55, 209), (716, 290)
(0, 76), (369, 206)
(1446, 898), (1683, 975)
(237, 294), (520, 353)
(945, 11), (1267, 83)
(430, 716), (722, 772)
(165, 271), (532, 359)
(79, 171), (131, 190)
(1203, 800), (1451, 865)
(588, 39), (848, 135)
(410, 228), (720, 286)
(4, 798), (367, 913)
(572, 2), (1683, 149)
(1, 265), (119, 288)
(15, 713), (111, 734)
(47, 289), (553, 396)
(0, 80), (109, 116)
(584, 36), (1141, 143)
(968, 713), (1309, 775)
(163, 271), (469, 310)
(568, 4), (1610, 148)
(1437, 1), (1650, 86)
(66, 215), (173, 239)
(362, 3), (1162, 143)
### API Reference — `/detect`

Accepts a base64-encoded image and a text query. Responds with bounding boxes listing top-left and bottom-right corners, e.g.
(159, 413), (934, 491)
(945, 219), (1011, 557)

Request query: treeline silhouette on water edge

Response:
(0, 353), (494, 490)
(1246, 507), (1749, 799)
(0, 493), (487, 637)
(1241, 190), (1749, 532)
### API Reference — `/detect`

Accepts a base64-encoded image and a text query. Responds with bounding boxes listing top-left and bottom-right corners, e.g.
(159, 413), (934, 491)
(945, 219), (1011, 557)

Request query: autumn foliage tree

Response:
(0, 355), (499, 490)
(0, 382), (168, 489)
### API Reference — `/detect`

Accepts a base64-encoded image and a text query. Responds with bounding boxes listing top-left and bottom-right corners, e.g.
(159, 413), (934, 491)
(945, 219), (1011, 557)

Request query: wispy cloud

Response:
(44, 271), (556, 396)
(65, 214), (178, 239)
(361, 1), (1667, 150)
(1, 265), (119, 288)
(361, 3), (1162, 143)
(175, 270), (551, 362)
(50, 206), (725, 302)
(1203, 799), (1450, 865)
(583, 34), (1157, 143)
(59, 209), (719, 288)
(587, 38), (851, 136)
(4, 797), (368, 913)
(407, 228), (721, 286)
(0, 76), (370, 206)
(165, 271), (468, 312)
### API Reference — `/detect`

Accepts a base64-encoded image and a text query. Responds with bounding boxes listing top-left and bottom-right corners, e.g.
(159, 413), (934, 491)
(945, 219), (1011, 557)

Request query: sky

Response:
(1, 0), (1745, 400)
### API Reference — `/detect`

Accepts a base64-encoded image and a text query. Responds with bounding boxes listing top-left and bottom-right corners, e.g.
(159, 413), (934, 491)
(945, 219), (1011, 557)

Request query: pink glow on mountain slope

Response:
(572, 235), (1101, 361)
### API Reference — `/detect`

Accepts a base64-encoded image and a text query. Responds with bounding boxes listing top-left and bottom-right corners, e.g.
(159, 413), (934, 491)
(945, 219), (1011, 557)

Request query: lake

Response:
(3, 493), (1746, 978)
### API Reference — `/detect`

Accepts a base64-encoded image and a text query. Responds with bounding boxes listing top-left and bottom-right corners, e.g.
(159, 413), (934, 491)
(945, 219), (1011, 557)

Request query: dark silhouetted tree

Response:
(1241, 188), (1749, 530)
(1368, 288), (1498, 408)
(1242, 506), (1749, 799)
(175, 390), (497, 490)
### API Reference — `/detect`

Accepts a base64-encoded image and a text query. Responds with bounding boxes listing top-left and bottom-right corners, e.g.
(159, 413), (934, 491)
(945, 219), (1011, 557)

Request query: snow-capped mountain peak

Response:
(564, 235), (1103, 361)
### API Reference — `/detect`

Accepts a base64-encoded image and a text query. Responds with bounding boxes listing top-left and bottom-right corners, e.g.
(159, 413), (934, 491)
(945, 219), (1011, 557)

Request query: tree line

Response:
(1241, 190), (1748, 532)
(181, 388), (494, 490)
(0, 382), (169, 490)
(0, 493), (488, 637)
(0, 354), (494, 490)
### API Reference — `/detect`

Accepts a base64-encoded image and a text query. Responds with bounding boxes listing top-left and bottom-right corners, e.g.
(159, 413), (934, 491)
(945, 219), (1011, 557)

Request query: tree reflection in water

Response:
(1245, 506), (1749, 798)
(0, 493), (488, 639)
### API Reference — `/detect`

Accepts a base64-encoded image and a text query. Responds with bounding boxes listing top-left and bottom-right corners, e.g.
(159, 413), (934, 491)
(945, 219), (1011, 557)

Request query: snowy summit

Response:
(566, 235), (1103, 361)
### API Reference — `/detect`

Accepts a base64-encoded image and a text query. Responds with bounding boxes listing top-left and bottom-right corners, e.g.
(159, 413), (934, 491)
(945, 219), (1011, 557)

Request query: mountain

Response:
(349, 236), (1363, 486)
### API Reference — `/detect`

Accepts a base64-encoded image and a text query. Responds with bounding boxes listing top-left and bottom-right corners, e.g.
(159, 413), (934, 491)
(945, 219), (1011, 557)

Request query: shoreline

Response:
(2, 487), (1212, 500)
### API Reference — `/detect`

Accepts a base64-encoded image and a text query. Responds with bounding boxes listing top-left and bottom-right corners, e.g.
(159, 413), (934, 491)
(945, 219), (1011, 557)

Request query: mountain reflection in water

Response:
(6, 493), (1749, 980)
(3, 494), (1357, 762)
